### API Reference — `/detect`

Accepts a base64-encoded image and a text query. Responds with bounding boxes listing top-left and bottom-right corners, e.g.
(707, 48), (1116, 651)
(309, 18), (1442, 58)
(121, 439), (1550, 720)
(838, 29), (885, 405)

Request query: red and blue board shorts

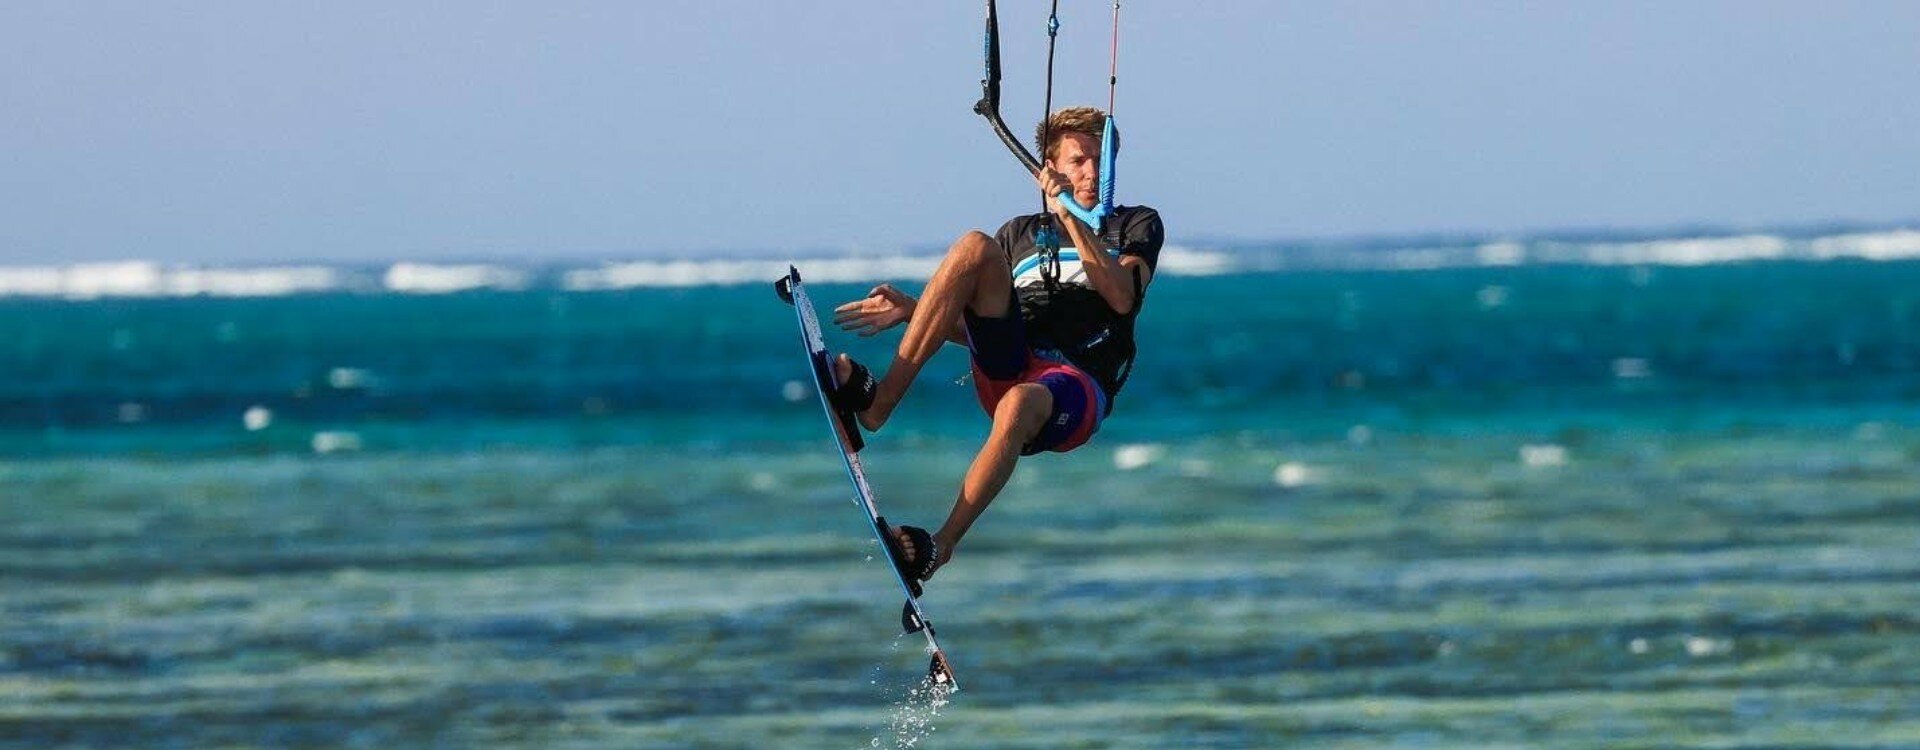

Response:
(963, 306), (1107, 455)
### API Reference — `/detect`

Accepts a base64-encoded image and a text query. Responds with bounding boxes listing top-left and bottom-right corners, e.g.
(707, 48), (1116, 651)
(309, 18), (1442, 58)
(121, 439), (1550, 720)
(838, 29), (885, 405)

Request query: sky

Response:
(2, 1), (1917, 265)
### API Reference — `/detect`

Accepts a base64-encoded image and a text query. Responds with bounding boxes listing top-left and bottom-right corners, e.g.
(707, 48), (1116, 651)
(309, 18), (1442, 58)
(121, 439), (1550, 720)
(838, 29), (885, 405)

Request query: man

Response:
(828, 106), (1164, 588)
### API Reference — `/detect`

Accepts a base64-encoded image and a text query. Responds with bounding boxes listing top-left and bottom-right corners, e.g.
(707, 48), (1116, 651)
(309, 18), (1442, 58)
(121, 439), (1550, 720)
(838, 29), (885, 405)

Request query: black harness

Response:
(1017, 217), (1144, 413)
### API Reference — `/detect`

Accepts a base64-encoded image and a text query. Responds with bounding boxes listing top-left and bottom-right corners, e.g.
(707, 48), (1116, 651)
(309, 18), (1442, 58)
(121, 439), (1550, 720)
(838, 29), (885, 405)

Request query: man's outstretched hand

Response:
(833, 284), (915, 337)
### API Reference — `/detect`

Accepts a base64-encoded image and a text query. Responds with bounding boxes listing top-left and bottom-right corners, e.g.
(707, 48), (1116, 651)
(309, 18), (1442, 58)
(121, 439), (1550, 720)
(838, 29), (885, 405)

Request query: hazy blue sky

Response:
(3, 2), (1916, 264)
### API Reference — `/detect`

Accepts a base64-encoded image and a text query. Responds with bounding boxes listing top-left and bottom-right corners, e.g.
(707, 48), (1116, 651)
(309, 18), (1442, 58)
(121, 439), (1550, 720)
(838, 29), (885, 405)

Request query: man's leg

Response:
(842, 231), (1014, 431)
(918, 382), (1052, 577)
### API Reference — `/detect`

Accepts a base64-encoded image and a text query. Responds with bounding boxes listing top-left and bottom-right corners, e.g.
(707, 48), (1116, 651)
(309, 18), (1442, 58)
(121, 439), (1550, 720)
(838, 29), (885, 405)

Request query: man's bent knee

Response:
(950, 230), (1001, 268)
(993, 383), (1053, 442)
(948, 230), (1013, 318)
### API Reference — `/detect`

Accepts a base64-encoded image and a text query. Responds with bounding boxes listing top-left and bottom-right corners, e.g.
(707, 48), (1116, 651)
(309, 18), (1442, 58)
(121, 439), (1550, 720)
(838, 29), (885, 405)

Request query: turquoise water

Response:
(3, 258), (1919, 747)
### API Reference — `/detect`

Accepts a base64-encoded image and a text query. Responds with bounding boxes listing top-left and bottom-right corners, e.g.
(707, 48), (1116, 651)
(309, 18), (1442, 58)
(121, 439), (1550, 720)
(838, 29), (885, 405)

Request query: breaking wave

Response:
(2, 226), (1913, 299)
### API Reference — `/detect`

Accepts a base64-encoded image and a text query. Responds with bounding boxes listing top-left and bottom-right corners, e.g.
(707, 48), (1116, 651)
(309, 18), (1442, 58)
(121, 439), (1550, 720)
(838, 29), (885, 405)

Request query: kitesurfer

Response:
(826, 106), (1164, 587)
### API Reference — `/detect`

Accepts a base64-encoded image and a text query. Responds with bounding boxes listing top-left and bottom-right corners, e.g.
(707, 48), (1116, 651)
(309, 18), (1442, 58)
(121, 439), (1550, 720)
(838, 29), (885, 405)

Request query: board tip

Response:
(928, 651), (957, 689)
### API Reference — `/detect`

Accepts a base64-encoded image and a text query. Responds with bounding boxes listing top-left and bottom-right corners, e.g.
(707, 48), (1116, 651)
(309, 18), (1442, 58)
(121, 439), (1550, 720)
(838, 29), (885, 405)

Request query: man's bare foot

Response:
(834, 354), (891, 431)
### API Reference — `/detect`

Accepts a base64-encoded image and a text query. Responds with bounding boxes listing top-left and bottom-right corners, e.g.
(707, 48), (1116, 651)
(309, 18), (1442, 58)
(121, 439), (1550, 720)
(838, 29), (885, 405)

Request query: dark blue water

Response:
(3, 260), (1918, 453)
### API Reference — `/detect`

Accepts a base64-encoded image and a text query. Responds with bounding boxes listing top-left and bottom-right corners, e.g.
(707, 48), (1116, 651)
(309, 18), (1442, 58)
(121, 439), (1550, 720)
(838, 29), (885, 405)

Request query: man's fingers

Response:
(835, 298), (883, 320)
(839, 299), (883, 312)
(831, 294), (909, 335)
(833, 309), (869, 327)
(836, 313), (890, 334)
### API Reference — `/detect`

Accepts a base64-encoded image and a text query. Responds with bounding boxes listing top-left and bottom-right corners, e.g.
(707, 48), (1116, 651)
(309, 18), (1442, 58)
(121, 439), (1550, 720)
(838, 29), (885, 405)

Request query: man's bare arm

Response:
(1057, 213), (1152, 315)
(1040, 167), (1153, 315)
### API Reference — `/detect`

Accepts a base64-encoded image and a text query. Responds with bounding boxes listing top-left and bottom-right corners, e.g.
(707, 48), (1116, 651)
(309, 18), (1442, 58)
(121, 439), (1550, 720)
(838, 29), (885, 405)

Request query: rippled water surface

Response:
(5, 426), (1918, 748)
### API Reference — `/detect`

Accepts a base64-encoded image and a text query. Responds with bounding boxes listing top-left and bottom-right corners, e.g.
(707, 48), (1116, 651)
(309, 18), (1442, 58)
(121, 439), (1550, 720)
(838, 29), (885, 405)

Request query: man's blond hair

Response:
(1036, 106), (1119, 162)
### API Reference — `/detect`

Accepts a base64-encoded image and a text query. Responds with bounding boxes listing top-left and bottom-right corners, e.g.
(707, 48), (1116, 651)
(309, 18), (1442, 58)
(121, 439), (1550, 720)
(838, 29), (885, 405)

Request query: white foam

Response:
(1476, 241), (1526, 266)
(62, 262), (164, 298)
(167, 266), (341, 297)
(565, 246), (1236, 291)
(1808, 229), (1920, 261)
(2, 226), (1914, 298)
(565, 258), (784, 290)
(1157, 245), (1237, 276)
(311, 431), (364, 455)
(0, 262), (345, 299)
(1112, 443), (1163, 471)
(242, 406), (273, 432)
(1580, 234), (1789, 266)
(1272, 461), (1316, 488)
(1520, 444), (1568, 468)
(1231, 228), (1916, 272)
(383, 263), (527, 293)
(563, 256), (941, 290)
(1684, 635), (1731, 657)
(1611, 357), (1652, 379)
(327, 367), (373, 390)
(0, 266), (66, 296)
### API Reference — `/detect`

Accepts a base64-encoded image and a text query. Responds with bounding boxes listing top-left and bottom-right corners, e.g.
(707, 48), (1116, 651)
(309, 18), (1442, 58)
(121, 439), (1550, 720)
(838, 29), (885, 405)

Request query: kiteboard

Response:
(774, 266), (957, 690)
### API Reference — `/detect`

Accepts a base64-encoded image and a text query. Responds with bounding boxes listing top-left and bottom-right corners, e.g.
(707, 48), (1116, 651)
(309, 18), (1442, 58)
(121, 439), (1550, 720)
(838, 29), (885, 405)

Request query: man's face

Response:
(1047, 131), (1101, 209)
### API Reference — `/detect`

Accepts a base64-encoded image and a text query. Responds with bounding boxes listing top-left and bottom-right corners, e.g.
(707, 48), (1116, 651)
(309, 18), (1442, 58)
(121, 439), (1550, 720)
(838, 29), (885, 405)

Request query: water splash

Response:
(865, 635), (954, 748)
(868, 674), (953, 748)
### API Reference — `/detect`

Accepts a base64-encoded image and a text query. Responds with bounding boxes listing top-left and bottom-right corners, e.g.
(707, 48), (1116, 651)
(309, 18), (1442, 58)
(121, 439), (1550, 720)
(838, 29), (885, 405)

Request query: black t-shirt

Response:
(992, 205), (1165, 406)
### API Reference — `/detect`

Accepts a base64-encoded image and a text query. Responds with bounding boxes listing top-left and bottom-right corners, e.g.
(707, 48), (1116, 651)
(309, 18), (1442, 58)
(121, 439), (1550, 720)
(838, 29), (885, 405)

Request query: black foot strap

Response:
(881, 522), (938, 598)
(829, 356), (878, 414)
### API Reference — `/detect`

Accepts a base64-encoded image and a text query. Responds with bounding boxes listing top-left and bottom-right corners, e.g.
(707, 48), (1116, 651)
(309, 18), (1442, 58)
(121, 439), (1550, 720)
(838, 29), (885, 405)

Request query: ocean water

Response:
(3, 234), (1920, 748)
